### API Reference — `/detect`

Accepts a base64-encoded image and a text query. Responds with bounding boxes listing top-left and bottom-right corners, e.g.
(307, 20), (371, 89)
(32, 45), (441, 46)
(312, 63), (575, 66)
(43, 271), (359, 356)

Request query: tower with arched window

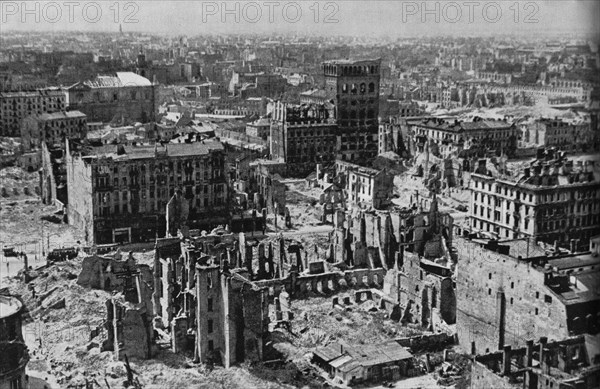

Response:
(323, 59), (381, 165)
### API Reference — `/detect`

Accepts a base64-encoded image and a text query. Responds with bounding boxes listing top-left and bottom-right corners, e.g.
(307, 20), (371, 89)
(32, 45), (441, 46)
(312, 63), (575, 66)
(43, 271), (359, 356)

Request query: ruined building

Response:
(248, 159), (287, 217)
(384, 250), (456, 331)
(471, 336), (599, 389)
(269, 101), (337, 178)
(323, 59), (381, 164)
(153, 233), (269, 367)
(77, 252), (156, 360)
(0, 295), (28, 389)
(469, 150), (600, 251)
(412, 117), (519, 157)
(330, 195), (454, 270)
(0, 88), (67, 137)
(151, 222), (395, 367)
(456, 237), (600, 355)
(65, 139), (228, 244)
(40, 141), (67, 206)
(20, 110), (87, 151)
(328, 196), (457, 330)
(335, 161), (395, 210)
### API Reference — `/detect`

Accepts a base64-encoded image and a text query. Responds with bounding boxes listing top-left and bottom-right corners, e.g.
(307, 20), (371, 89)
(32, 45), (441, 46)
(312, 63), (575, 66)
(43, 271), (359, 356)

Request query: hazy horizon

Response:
(1, 0), (599, 39)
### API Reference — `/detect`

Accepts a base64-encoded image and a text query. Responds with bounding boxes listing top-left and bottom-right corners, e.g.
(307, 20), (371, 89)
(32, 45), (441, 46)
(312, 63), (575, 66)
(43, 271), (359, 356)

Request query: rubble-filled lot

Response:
(0, 166), (40, 199)
(288, 296), (425, 349)
(4, 259), (324, 389)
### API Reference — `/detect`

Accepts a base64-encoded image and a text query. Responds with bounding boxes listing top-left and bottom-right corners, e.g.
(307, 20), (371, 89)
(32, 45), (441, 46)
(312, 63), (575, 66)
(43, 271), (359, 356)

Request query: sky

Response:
(1, 0), (599, 38)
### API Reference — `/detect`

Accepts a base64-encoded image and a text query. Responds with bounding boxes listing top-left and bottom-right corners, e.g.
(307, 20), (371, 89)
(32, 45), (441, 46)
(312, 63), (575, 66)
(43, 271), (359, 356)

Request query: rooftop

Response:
(323, 58), (381, 65)
(417, 118), (514, 132)
(80, 72), (152, 88)
(34, 111), (86, 121)
(314, 340), (413, 371)
(82, 140), (224, 161)
(300, 89), (329, 98)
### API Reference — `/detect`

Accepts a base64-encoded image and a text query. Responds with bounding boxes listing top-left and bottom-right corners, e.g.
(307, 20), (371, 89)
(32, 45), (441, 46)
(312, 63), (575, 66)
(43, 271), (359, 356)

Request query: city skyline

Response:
(1, 0), (599, 38)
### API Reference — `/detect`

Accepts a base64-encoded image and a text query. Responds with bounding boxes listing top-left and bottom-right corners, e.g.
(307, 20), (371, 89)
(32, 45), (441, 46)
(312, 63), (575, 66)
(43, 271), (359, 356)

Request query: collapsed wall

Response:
(103, 296), (155, 360)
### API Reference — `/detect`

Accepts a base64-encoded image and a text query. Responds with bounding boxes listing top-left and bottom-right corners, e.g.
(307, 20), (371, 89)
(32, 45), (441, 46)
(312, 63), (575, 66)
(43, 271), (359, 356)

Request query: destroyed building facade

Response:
(269, 101), (337, 178)
(335, 161), (395, 210)
(20, 110), (87, 151)
(65, 139), (228, 244)
(153, 234), (269, 367)
(0, 88), (67, 137)
(471, 336), (599, 389)
(456, 237), (600, 355)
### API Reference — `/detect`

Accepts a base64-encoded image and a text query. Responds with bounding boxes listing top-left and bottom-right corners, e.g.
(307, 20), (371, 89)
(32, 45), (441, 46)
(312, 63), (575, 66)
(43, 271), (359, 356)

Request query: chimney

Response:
(525, 339), (534, 367)
(503, 345), (512, 376)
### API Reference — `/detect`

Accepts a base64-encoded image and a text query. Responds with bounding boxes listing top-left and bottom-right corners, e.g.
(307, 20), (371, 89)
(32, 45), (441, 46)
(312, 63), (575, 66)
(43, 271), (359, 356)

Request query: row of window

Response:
(98, 196), (225, 216)
(341, 82), (376, 94)
(100, 185), (225, 202)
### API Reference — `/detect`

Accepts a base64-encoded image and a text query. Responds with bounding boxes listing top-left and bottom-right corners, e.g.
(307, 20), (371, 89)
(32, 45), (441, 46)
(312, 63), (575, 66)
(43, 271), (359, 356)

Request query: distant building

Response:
(16, 151), (41, 173)
(0, 88), (66, 136)
(468, 151), (600, 251)
(65, 72), (157, 123)
(413, 117), (520, 157)
(21, 111), (87, 150)
(335, 161), (394, 210)
(229, 71), (286, 99)
(475, 71), (513, 84)
(65, 140), (228, 244)
(248, 159), (287, 214)
(245, 117), (271, 140)
(378, 117), (408, 156)
(524, 118), (595, 153)
(323, 59), (381, 164)
(299, 89), (331, 105)
(270, 101), (337, 177)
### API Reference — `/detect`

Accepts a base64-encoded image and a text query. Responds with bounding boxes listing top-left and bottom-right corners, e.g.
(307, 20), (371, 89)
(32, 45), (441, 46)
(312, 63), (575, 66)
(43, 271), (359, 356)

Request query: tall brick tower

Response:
(323, 59), (381, 164)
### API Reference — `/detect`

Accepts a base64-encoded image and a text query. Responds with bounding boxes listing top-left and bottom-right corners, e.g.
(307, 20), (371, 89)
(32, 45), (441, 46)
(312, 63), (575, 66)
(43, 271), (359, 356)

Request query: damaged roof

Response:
(314, 340), (412, 371)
